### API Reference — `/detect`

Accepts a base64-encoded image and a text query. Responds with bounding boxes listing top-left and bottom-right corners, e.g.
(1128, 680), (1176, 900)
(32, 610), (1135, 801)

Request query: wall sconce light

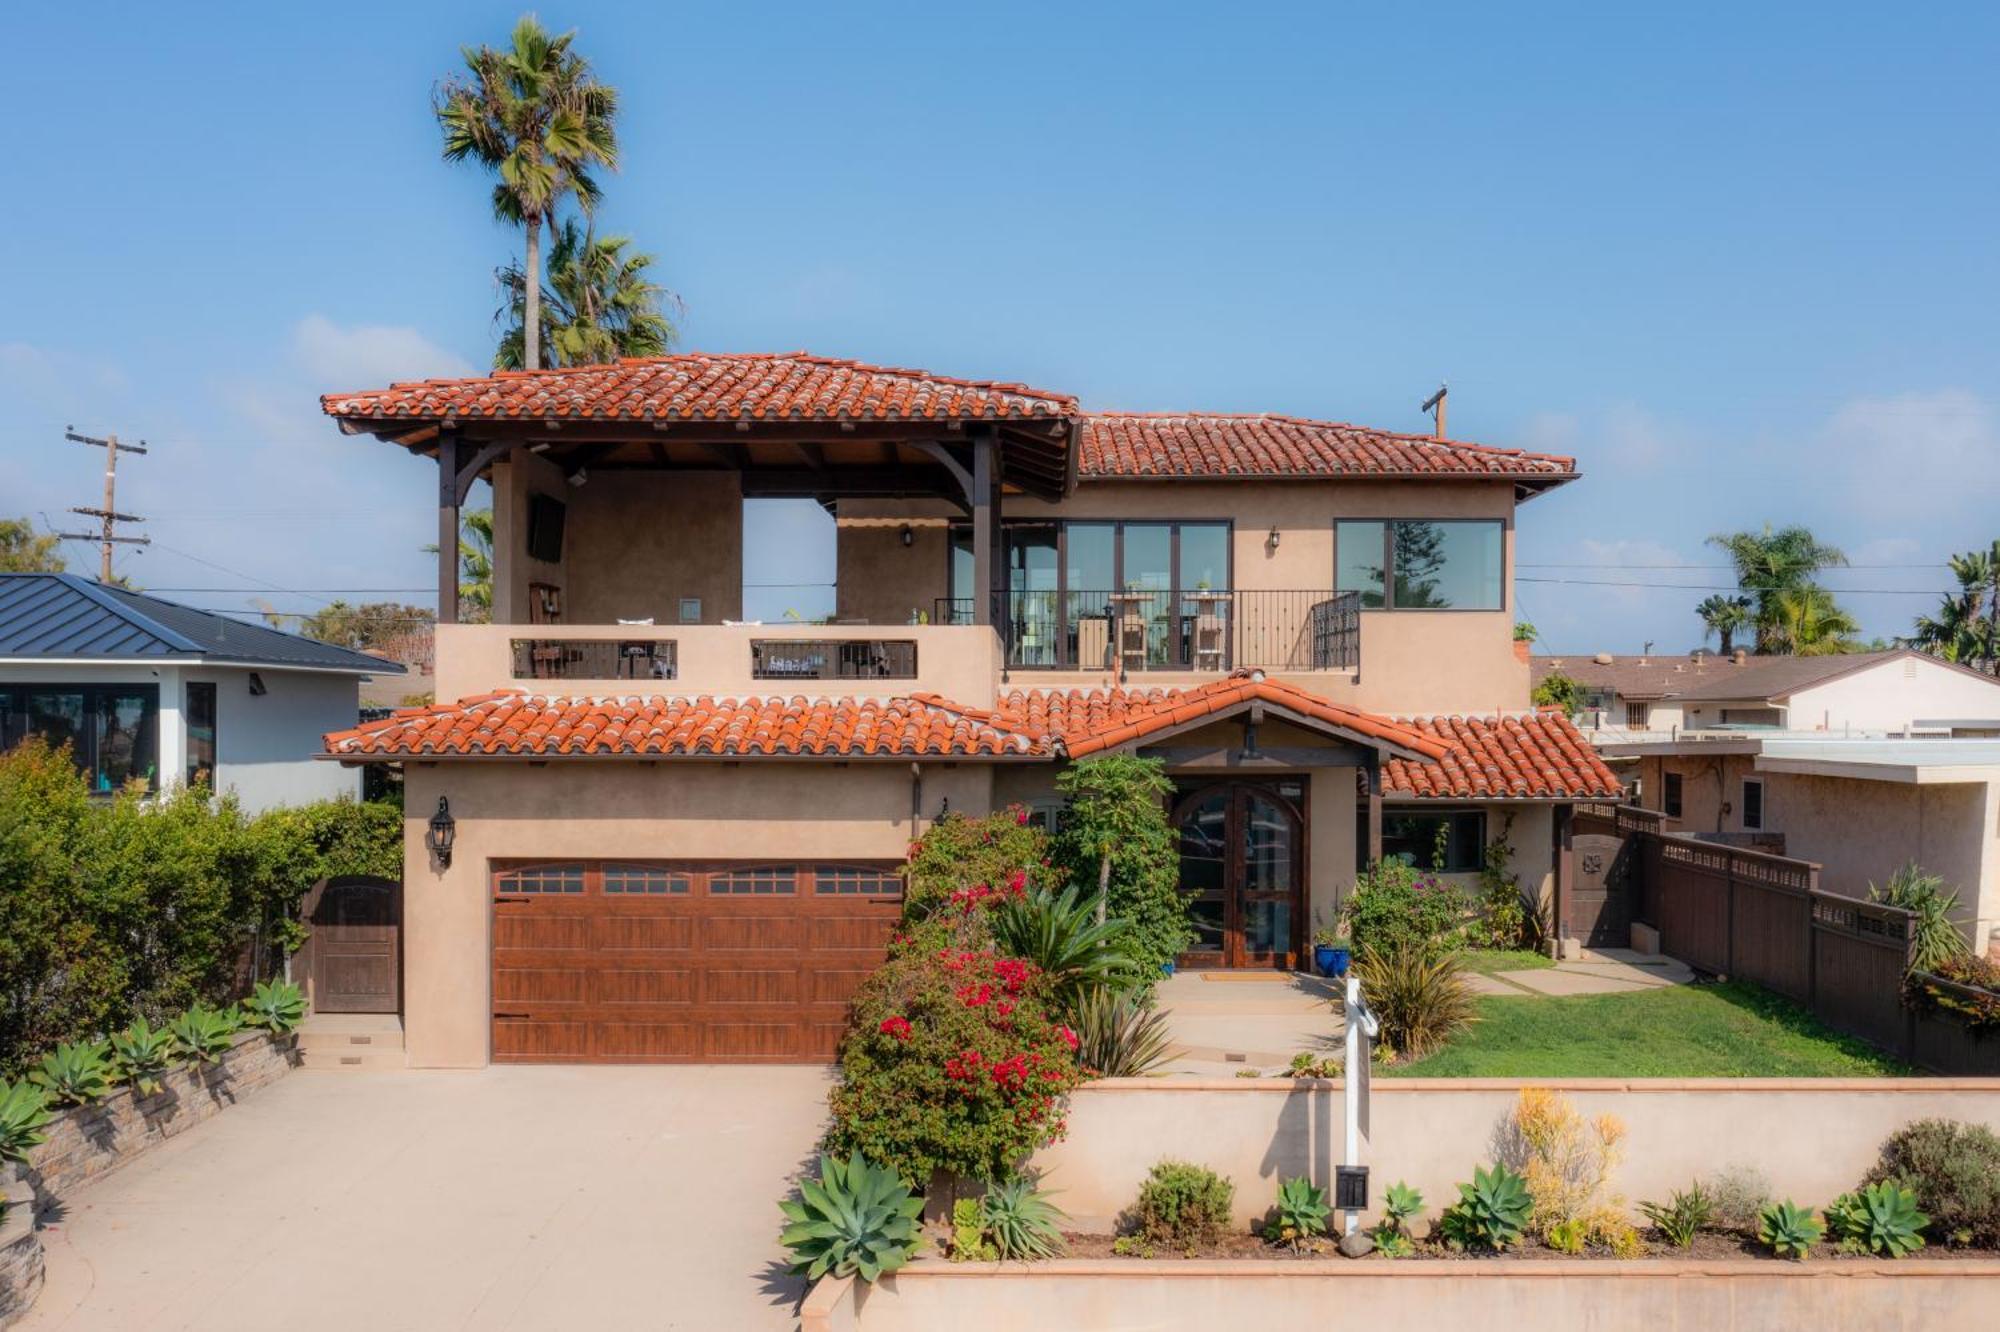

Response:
(565, 466), (589, 488)
(425, 796), (456, 869)
(1266, 526), (1281, 553)
(247, 672), (267, 696)
(900, 524), (915, 548)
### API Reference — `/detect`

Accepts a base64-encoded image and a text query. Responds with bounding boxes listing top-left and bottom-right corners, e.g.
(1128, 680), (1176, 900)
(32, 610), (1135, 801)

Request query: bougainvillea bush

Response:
(826, 939), (1084, 1186)
(902, 806), (1060, 923)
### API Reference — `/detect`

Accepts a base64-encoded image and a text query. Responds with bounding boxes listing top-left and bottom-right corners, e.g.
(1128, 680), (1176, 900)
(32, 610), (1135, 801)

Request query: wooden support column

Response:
(971, 430), (995, 627)
(437, 428), (460, 626)
(1364, 754), (1384, 866)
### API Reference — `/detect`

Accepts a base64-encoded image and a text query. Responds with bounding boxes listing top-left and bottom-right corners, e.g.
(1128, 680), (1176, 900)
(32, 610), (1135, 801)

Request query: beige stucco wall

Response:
(1033, 1077), (2000, 1232)
(397, 760), (996, 1067)
(489, 452), (570, 625)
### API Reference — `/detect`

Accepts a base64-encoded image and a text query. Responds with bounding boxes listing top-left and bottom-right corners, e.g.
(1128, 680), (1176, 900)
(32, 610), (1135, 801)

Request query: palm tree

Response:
(437, 16), (619, 372)
(423, 509), (495, 623)
(494, 217), (678, 369)
(1766, 585), (1861, 656)
(1695, 594), (1753, 655)
(1706, 525), (1849, 653)
(1910, 543), (1999, 672)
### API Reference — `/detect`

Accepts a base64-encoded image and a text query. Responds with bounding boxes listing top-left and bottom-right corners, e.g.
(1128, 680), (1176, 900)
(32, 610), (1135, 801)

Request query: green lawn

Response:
(1383, 980), (1909, 1078)
(1457, 948), (1554, 976)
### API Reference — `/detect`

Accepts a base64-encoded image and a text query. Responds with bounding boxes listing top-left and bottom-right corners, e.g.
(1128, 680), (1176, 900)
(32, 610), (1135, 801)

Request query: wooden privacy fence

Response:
(1609, 808), (1998, 1072)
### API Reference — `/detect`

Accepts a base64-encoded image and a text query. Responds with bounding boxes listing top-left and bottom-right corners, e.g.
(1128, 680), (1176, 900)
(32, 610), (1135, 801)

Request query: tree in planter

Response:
(1051, 756), (1190, 977)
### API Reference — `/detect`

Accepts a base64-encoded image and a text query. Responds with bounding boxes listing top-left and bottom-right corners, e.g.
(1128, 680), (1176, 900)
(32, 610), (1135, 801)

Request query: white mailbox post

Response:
(1340, 974), (1379, 1235)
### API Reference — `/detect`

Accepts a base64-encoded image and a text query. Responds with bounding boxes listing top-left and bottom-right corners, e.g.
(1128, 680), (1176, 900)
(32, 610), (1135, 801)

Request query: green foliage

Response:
(0, 1079), (52, 1163)
(1904, 954), (2000, 1032)
(1346, 859), (1470, 962)
(1051, 757), (1189, 979)
(1286, 1051), (1339, 1079)
(1353, 945), (1476, 1060)
(240, 979), (306, 1034)
(1826, 1182), (1926, 1257)
(1909, 543), (1999, 667)
(903, 808), (1054, 923)
(1864, 1119), (2000, 1247)
(1468, 817), (1541, 951)
(170, 1005), (241, 1064)
(1702, 1164), (1773, 1230)
(1371, 1181), (1424, 1256)
(1530, 671), (1585, 717)
(990, 887), (1141, 1010)
(1639, 1184), (1714, 1248)
(0, 516), (67, 572)
(979, 1177), (1068, 1261)
(108, 1018), (178, 1097)
(1437, 1163), (1533, 1252)
(1707, 525), (1850, 655)
(827, 942), (1082, 1186)
(950, 1197), (997, 1261)
(1263, 1176), (1331, 1251)
(1071, 985), (1173, 1079)
(27, 1040), (115, 1107)
(1757, 1200), (1823, 1259)
(1870, 862), (1971, 976)
(1696, 593), (1754, 655)
(0, 735), (400, 1073)
(1126, 1161), (1234, 1253)
(495, 217), (678, 369)
(778, 1151), (924, 1284)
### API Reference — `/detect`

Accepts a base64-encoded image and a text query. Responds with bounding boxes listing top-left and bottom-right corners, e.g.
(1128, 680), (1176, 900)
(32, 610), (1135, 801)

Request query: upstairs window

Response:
(1336, 520), (1504, 610)
(1663, 771), (1684, 819)
(1741, 778), (1765, 831)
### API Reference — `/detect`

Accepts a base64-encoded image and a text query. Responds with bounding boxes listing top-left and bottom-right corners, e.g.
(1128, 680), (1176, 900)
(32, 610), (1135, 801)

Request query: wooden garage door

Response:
(490, 861), (902, 1064)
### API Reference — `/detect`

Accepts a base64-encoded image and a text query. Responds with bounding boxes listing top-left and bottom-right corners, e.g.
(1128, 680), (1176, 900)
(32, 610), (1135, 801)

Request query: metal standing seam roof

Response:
(0, 573), (403, 674)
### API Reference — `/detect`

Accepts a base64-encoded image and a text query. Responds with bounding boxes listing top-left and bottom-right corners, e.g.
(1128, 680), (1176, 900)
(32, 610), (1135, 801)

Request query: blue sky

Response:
(5, 2), (1997, 649)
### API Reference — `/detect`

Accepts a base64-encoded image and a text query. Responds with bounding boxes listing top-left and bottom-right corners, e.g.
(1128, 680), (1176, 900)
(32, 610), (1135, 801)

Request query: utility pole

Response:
(1420, 383), (1448, 440)
(58, 428), (149, 583)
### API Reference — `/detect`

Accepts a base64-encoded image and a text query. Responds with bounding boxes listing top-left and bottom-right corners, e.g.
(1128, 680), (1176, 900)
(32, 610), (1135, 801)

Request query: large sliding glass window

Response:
(0, 684), (159, 793)
(1336, 520), (1504, 610)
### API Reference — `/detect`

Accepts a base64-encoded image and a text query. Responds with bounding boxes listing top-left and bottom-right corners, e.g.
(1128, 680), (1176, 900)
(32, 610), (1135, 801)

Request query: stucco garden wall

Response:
(1029, 1077), (2000, 1232)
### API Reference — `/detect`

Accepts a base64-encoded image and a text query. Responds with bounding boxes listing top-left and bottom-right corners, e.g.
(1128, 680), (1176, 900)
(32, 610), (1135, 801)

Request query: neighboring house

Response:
(318, 351), (1623, 1068)
(0, 573), (402, 812)
(1601, 733), (2000, 960)
(1535, 648), (2000, 737)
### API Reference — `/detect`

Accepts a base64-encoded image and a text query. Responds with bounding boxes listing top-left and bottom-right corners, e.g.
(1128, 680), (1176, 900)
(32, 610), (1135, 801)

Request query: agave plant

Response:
(1072, 985), (1174, 1078)
(1869, 863), (1970, 976)
(778, 1151), (923, 1283)
(171, 1005), (242, 1065)
(990, 887), (1140, 1005)
(1758, 1200), (1825, 1260)
(1639, 1183), (1714, 1249)
(110, 1018), (181, 1096)
(980, 1177), (1067, 1261)
(1826, 1182), (1927, 1258)
(241, 979), (307, 1034)
(0, 1080), (53, 1165)
(1263, 1176), (1331, 1251)
(28, 1040), (116, 1107)
(1372, 1180), (1424, 1256)
(1438, 1163), (1534, 1252)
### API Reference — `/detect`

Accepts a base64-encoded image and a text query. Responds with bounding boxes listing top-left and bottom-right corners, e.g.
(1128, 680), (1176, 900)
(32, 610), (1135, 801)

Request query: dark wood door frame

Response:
(298, 875), (402, 1014)
(1172, 778), (1307, 970)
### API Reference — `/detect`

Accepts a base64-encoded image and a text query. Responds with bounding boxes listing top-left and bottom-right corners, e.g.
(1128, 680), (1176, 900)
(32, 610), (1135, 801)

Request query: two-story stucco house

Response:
(318, 352), (1621, 1068)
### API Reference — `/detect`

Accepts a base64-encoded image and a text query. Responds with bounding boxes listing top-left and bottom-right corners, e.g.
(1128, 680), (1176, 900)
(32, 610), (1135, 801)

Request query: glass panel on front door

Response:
(1174, 783), (1303, 969)
(1176, 790), (1229, 963)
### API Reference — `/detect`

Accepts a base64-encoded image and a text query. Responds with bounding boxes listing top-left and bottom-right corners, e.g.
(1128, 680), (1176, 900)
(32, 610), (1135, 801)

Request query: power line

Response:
(1518, 576), (1944, 595)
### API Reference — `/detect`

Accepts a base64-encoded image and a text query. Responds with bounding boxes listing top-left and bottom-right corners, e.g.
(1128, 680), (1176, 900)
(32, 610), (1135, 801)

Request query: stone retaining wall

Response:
(0, 1185), (39, 1331)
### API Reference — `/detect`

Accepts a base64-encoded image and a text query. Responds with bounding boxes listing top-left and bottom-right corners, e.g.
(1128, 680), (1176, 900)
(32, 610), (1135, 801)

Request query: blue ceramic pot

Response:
(1314, 945), (1351, 978)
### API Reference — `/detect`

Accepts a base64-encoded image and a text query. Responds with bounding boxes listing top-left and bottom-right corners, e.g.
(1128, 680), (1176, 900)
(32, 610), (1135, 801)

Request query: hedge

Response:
(0, 736), (400, 1074)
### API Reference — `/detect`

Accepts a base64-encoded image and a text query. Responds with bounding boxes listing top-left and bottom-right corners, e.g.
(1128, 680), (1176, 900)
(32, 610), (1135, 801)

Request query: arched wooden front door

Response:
(1173, 781), (1305, 969)
(305, 875), (401, 1013)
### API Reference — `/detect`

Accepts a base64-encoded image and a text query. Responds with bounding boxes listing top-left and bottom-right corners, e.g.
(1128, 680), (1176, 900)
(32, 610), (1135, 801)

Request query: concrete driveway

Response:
(21, 1066), (834, 1331)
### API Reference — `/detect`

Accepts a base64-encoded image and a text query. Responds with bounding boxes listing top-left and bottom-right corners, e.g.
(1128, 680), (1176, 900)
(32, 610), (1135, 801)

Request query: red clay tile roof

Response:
(1079, 413), (1576, 481)
(1381, 713), (1625, 800)
(322, 690), (1045, 758)
(321, 352), (1076, 424)
(979, 673), (1452, 761)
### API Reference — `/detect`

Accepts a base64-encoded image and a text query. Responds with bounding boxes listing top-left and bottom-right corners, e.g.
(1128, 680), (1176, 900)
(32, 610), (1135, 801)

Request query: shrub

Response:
(904, 808), (1053, 922)
(827, 943), (1082, 1186)
(1437, 1163), (1533, 1252)
(1869, 862), (1970, 975)
(1826, 1182), (1926, 1257)
(1353, 944), (1475, 1059)
(990, 887), (1141, 1009)
(1372, 1181), (1424, 1256)
(1126, 1161), (1234, 1253)
(27, 1040), (115, 1107)
(778, 1151), (924, 1283)
(949, 1197), (996, 1261)
(170, 1005), (241, 1064)
(979, 1177), (1067, 1261)
(1495, 1087), (1635, 1252)
(0, 1079), (51, 1164)
(1051, 756), (1190, 979)
(1702, 1163), (1773, 1230)
(1263, 1176), (1331, 1251)
(1346, 859), (1471, 962)
(1757, 1200), (1823, 1260)
(1903, 954), (2000, 1033)
(1863, 1119), (2000, 1246)
(1639, 1184), (1714, 1248)
(240, 979), (306, 1034)
(108, 1018), (178, 1097)
(1531, 671), (1584, 717)
(1072, 985), (1173, 1078)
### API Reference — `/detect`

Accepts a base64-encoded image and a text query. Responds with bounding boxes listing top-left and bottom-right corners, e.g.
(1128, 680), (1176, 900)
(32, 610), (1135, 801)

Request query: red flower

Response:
(1005, 869), (1028, 897)
(956, 982), (994, 1009)
(1056, 1026), (1079, 1052)
(878, 1015), (912, 1042)
(1016, 808), (1031, 826)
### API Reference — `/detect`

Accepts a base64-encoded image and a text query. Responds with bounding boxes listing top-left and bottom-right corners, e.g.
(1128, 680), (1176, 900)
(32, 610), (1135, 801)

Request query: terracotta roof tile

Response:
(1079, 413), (1576, 481)
(321, 352), (1075, 424)
(1381, 713), (1625, 800)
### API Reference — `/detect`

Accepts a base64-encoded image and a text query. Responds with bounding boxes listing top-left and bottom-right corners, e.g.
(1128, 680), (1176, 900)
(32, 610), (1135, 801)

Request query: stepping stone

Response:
(1498, 968), (1653, 996)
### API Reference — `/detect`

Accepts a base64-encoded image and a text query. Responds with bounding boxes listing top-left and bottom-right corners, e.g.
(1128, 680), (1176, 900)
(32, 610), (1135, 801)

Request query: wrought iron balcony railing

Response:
(932, 590), (1359, 673)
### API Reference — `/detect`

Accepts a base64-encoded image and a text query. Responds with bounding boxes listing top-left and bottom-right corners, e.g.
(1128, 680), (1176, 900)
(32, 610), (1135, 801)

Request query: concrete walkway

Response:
(21, 1066), (832, 1332)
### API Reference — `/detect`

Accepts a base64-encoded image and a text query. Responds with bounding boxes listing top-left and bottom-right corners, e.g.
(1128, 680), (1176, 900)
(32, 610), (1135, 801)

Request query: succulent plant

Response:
(28, 1040), (115, 1107)
(1438, 1163), (1534, 1252)
(1758, 1200), (1825, 1260)
(980, 1177), (1067, 1261)
(779, 1151), (923, 1283)
(110, 1018), (180, 1096)
(0, 1080), (52, 1165)
(170, 1005), (242, 1064)
(1639, 1183), (1715, 1249)
(1263, 1176), (1331, 1251)
(240, 979), (307, 1034)
(1827, 1182), (1927, 1258)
